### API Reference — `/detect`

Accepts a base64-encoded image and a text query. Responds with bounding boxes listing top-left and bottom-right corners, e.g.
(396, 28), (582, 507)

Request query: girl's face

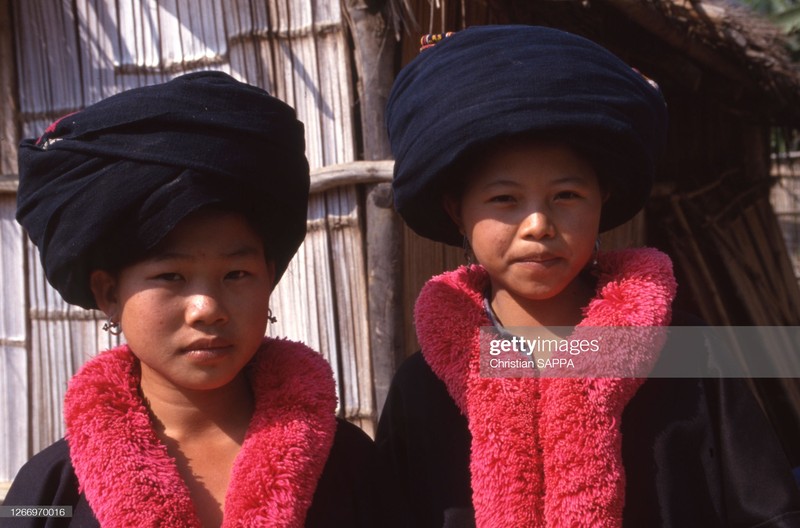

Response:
(91, 209), (275, 393)
(448, 139), (604, 307)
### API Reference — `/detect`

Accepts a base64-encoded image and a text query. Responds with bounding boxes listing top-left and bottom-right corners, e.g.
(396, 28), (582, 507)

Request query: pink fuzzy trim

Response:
(64, 338), (337, 527)
(415, 248), (677, 528)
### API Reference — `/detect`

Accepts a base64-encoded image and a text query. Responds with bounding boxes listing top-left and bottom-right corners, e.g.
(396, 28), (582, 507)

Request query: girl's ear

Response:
(443, 194), (466, 235)
(90, 270), (120, 318)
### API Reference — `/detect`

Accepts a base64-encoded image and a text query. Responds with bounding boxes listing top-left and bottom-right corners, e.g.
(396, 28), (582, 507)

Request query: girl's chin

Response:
(493, 288), (566, 306)
(495, 276), (595, 308)
(497, 279), (572, 301)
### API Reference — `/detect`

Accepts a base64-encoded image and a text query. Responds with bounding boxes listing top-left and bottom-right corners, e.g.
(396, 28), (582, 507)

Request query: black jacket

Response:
(376, 349), (800, 528)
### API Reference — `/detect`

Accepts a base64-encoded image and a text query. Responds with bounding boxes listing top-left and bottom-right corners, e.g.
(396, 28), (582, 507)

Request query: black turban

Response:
(386, 25), (669, 245)
(16, 71), (310, 309)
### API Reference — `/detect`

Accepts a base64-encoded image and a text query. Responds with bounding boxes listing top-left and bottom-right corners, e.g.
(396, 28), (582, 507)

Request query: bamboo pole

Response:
(669, 196), (733, 325)
(309, 160), (392, 194)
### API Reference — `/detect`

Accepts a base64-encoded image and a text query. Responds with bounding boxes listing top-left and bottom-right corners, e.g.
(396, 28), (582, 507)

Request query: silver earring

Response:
(463, 236), (474, 266)
(102, 317), (122, 336)
(267, 308), (277, 324)
(592, 237), (601, 268)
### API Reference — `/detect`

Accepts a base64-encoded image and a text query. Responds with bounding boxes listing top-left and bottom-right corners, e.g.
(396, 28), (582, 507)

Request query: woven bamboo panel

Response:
(0, 196), (26, 482)
(771, 157), (800, 281)
(324, 186), (373, 434)
(268, 196), (342, 404)
(402, 227), (463, 357)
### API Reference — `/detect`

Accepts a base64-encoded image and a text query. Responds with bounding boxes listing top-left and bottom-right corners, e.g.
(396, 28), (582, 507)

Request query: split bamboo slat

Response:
(665, 197), (735, 326)
(268, 196), (344, 410)
(402, 228), (463, 357)
(709, 205), (796, 344)
(771, 158), (800, 282)
(4, 1), (120, 486)
(0, 196), (26, 484)
(325, 187), (374, 434)
(0, 0), (24, 488)
(663, 189), (800, 462)
(2, 0), (377, 485)
(712, 201), (800, 457)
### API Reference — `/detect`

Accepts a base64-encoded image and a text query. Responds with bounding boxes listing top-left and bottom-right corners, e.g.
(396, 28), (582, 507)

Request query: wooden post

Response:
(365, 181), (403, 416)
(342, 0), (403, 417)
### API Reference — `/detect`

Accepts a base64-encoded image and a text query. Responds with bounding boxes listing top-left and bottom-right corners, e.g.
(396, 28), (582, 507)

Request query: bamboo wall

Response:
(1, 0), (376, 487)
(772, 153), (800, 284)
(0, 0), (25, 495)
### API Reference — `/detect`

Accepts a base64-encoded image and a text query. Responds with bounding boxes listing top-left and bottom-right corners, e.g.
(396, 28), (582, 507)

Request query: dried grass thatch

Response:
(386, 0), (800, 125)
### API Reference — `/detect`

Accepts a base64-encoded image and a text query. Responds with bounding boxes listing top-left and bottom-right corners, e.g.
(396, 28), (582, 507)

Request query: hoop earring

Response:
(102, 317), (122, 336)
(267, 308), (277, 324)
(463, 236), (474, 266)
(592, 237), (601, 268)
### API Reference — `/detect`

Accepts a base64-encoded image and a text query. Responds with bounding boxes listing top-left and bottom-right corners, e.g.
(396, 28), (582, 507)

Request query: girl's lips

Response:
(181, 338), (234, 360)
(515, 253), (561, 264)
(181, 344), (234, 363)
(182, 337), (232, 352)
(513, 255), (563, 270)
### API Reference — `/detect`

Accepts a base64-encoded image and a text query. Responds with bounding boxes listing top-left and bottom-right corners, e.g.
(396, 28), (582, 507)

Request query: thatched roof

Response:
(385, 0), (800, 126)
(603, 0), (800, 123)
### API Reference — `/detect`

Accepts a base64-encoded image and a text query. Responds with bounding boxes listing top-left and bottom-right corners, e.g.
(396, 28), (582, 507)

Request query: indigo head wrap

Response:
(386, 25), (668, 245)
(17, 71), (310, 309)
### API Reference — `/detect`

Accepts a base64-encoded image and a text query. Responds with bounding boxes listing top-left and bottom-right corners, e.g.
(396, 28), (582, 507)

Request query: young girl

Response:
(377, 25), (800, 527)
(5, 71), (375, 527)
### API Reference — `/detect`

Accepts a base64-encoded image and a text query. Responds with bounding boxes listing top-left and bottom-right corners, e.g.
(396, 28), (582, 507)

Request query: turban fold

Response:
(386, 25), (669, 245)
(17, 71), (310, 309)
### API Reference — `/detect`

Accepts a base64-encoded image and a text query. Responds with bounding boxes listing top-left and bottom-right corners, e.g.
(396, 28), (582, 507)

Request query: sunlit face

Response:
(448, 139), (604, 306)
(91, 209), (275, 392)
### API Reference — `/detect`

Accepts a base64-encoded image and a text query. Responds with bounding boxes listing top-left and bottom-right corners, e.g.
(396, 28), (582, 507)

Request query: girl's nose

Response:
(186, 291), (228, 327)
(520, 210), (556, 240)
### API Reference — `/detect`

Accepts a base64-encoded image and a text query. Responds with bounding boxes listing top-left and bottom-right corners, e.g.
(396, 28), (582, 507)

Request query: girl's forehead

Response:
(465, 140), (598, 186)
(484, 137), (588, 162)
(147, 209), (264, 257)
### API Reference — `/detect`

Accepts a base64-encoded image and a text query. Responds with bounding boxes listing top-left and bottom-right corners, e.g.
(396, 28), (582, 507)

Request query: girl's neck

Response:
(489, 272), (596, 328)
(139, 368), (255, 442)
(138, 365), (255, 527)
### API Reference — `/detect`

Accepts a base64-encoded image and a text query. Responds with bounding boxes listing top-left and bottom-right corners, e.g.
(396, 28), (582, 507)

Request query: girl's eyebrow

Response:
(223, 245), (263, 258)
(149, 244), (263, 261)
(481, 179), (523, 190)
(481, 175), (592, 190)
(550, 175), (594, 185)
(148, 251), (192, 262)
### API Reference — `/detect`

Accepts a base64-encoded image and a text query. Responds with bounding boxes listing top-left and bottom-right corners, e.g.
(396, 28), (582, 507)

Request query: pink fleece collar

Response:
(64, 338), (337, 527)
(415, 248), (677, 527)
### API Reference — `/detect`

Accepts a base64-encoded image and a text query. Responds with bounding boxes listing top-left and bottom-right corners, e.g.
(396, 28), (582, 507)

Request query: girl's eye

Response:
(488, 194), (516, 204)
(225, 270), (249, 280)
(155, 272), (183, 282)
(554, 191), (580, 201)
